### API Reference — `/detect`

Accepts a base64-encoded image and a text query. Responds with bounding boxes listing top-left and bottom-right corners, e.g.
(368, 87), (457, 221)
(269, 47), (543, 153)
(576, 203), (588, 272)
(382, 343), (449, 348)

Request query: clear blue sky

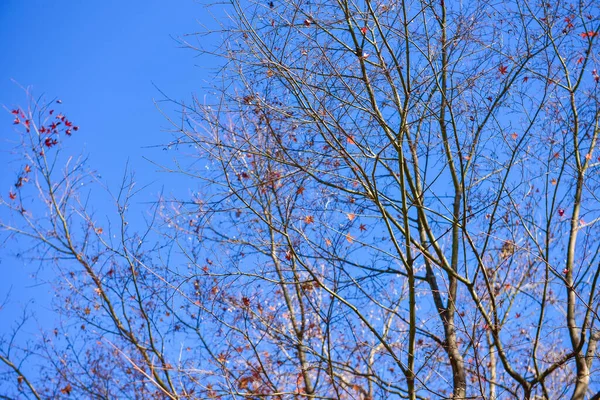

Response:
(0, 0), (220, 339)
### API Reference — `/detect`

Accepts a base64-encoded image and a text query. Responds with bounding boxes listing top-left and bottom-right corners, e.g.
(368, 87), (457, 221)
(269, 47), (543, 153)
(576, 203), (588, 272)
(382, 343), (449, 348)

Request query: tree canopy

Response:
(2, 0), (600, 399)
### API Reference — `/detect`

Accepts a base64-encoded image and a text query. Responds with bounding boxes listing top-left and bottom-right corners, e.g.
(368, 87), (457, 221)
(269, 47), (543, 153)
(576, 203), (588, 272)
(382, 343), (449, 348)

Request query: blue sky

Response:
(0, 0), (210, 180)
(0, 0), (221, 339)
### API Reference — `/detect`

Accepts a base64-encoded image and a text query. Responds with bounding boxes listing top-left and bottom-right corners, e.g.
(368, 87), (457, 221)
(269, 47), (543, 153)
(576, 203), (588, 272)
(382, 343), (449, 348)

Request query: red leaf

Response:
(564, 17), (574, 30)
(580, 31), (597, 38)
(360, 26), (368, 35)
(359, 224), (367, 232)
(13, 117), (20, 125)
(498, 65), (508, 75)
(11, 109), (19, 115)
(8, 192), (16, 200)
(304, 19), (311, 27)
(73, 126), (79, 131)
(558, 208), (565, 217)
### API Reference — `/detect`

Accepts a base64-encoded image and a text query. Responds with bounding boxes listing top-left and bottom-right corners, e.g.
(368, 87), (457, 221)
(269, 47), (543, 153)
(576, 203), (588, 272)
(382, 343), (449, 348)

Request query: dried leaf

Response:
(60, 384), (72, 395)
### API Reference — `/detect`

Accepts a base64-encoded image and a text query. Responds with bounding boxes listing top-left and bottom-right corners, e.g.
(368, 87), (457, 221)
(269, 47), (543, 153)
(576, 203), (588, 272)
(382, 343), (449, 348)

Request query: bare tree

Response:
(2, 0), (600, 399)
